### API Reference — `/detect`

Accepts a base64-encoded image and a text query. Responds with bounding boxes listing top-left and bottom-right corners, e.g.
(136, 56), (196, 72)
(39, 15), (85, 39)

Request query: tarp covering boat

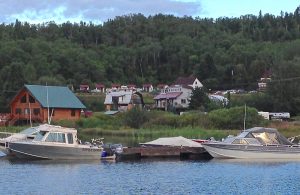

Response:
(140, 136), (203, 147)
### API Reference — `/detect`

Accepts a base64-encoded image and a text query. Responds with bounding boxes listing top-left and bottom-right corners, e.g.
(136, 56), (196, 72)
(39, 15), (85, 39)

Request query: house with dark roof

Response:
(104, 90), (144, 112)
(154, 85), (192, 110)
(258, 70), (272, 91)
(174, 76), (203, 89)
(9, 85), (86, 125)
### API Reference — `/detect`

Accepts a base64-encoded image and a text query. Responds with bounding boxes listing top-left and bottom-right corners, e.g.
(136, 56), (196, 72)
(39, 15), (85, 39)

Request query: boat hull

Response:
(9, 142), (110, 160)
(202, 143), (300, 159)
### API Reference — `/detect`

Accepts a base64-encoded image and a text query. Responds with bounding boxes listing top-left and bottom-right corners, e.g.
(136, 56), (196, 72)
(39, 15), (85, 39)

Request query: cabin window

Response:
(181, 99), (186, 104)
(45, 132), (66, 143)
(34, 131), (47, 141)
(15, 108), (21, 114)
(29, 95), (35, 103)
(67, 133), (74, 144)
(33, 108), (40, 116)
(232, 139), (248, 145)
(20, 95), (27, 103)
(71, 109), (76, 117)
(24, 108), (30, 115)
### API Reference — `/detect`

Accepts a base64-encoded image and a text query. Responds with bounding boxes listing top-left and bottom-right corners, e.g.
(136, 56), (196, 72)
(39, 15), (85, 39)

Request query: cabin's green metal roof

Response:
(25, 85), (86, 109)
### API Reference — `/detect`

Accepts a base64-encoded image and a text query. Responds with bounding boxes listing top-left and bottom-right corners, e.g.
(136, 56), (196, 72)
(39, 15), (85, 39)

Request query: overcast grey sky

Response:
(0, 0), (299, 24)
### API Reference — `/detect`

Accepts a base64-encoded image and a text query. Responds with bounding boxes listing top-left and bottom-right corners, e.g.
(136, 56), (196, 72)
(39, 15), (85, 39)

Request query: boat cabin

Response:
(33, 124), (78, 145)
(223, 127), (293, 146)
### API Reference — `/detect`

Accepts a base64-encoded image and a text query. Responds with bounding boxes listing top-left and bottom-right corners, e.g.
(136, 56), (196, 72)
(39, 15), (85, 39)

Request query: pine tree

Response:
(188, 87), (210, 111)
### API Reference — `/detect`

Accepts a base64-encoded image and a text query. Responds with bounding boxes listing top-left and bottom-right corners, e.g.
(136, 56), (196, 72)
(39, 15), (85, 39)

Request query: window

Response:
(24, 108), (30, 115)
(15, 108), (21, 114)
(21, 95), (27, 103)
(232, 139), (248, 145)
(67, 133), (74, 144)
(181, 99), (186, 104)
(34, 131), (48, 141)
(33, 108), (40, 116)
(45, 132), (66, 143)
(29, 95), (35, 103)
(71, 109), (76, 117)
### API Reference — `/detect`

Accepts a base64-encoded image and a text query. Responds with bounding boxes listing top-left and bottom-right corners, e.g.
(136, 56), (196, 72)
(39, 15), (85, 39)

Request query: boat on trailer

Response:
(8, 124), (116, 160)
(202, 127), (300, 159)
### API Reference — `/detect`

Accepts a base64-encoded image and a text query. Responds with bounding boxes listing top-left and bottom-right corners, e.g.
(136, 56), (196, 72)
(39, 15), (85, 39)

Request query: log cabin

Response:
(9, 85), (86, 125)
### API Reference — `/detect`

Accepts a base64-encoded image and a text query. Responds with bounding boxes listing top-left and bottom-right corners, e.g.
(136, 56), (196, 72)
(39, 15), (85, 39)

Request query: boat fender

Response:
(101, 151), (107, 157)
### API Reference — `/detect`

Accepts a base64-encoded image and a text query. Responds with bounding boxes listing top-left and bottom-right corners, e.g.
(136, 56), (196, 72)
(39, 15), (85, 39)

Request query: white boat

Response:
(0, 126), (40, 155)
(8, 124), (116, 160)
(202, 127), (300, 159)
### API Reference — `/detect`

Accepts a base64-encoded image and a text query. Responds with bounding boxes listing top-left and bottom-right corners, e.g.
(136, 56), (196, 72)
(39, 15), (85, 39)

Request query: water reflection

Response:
(210, 158), (300, 166)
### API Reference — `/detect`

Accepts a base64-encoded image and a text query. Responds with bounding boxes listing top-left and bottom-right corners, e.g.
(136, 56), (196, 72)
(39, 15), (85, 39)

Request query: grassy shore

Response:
(1, 110), (299, 146)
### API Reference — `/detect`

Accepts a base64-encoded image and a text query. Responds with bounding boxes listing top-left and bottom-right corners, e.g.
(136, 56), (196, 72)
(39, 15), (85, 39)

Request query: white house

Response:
(154, 85), (192, 110)
(142, 84), (154, 92)
(174, 76), (203, 89)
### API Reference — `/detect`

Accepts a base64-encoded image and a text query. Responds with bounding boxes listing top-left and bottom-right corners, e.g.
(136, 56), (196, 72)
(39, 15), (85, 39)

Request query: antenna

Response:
(46, 83), (50, 124)
(243, 104), (247, 130)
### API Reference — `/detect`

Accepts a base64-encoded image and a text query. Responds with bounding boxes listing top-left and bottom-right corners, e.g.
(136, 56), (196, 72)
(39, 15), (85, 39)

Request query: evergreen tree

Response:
(188, 87), (210, 111)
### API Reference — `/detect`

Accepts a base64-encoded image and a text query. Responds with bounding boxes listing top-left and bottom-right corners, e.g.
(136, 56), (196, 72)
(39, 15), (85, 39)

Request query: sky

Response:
(0, 0), (299, 24)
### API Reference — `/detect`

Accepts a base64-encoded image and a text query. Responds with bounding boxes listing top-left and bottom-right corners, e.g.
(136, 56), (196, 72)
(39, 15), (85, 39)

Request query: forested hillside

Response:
(0, 8), (300, 113)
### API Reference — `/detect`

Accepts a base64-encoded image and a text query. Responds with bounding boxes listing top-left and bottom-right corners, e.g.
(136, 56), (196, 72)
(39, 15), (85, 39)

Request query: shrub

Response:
(208, 106), (264, 129)
(123, 107), (149, 129)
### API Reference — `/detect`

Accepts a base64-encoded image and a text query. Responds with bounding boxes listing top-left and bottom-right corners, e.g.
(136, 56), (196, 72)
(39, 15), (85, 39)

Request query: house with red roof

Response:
(79, 84), (90, 92)
(94, 83), (105, 93)
(111, 83), (121, 90)
(142, 84), (154, 92)
(156, 84), (169, 91)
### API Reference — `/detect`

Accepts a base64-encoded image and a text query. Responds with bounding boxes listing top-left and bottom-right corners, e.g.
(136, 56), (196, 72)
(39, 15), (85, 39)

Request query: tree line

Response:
(0, 8), (300, 114)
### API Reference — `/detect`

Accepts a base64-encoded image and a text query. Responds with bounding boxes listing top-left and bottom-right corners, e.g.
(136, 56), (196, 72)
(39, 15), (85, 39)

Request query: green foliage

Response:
(208, 106), (264, 129)
(189, 87), (210, 111)
(123, 107), (149, 129)
(230, 93), (273, 111)
(0, 11), (300, 115)
(77, 94), (105, 111)
(266, 59), (300, 115)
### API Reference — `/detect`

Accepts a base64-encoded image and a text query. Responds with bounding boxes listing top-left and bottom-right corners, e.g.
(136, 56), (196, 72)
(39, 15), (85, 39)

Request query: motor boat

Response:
(202, 127), (300, 159)
(0, 126), (40, 155)
(8, 124), (116, 160)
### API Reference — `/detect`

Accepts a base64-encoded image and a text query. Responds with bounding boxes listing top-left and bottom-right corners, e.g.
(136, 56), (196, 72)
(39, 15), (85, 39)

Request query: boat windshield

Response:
(20, 127), (38, 135)
(232, 138), (261, 145)
(252, 132), (280, 145)
(34, 131), (48, 141)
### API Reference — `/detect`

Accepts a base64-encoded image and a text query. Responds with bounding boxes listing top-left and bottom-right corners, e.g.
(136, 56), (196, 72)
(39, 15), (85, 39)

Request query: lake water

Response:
(1, 154), (300, 195)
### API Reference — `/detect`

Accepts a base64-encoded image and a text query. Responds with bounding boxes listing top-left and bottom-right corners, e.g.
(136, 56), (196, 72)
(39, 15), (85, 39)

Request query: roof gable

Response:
(174, 76), (196, 85)
(25, 85), (86, 109)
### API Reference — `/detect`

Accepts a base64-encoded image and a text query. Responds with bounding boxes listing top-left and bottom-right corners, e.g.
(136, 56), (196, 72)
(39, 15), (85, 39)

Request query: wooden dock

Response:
(118, 146), (211, 160)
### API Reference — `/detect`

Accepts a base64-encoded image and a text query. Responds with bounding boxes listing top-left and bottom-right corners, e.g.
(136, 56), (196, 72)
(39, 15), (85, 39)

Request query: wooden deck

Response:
(118, 146), (212, 160)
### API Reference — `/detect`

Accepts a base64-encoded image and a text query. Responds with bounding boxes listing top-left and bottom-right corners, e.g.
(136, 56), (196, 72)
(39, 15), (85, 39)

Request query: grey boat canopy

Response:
(140, 136), (202, 147)
(225, 127), (293, 145)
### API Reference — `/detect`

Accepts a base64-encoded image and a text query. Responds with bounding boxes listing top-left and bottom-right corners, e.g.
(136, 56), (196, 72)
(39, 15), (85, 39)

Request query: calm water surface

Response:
(1, 154), (300, 194)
